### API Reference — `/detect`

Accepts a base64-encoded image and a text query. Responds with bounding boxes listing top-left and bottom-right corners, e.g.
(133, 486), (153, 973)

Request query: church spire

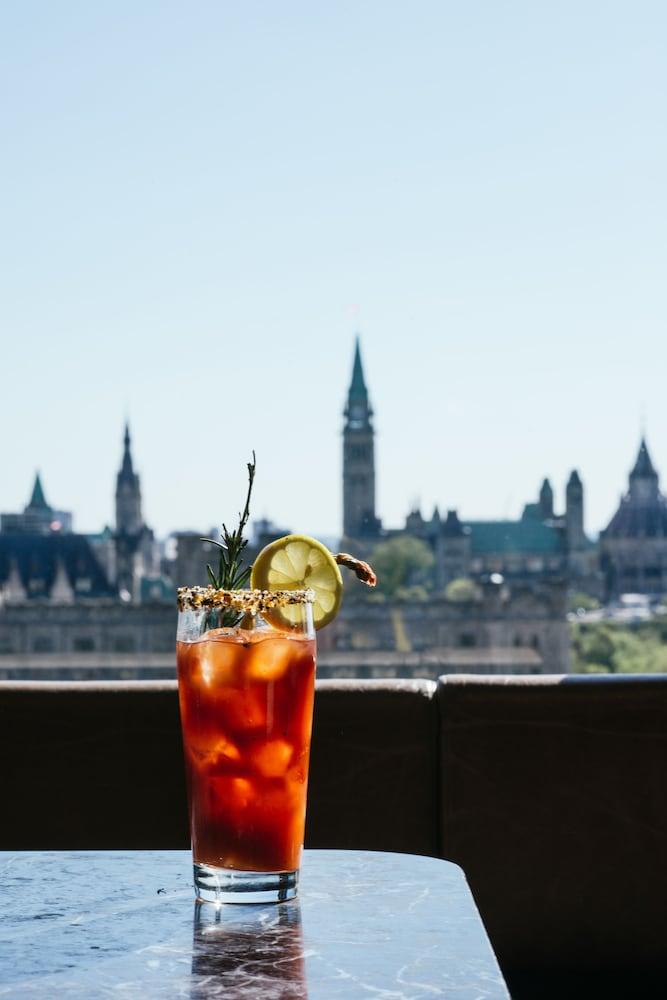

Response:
(342, 336), (379, 539)
(115, 422), (142, 536)
(344, 336), (373, 430)
(119, 422), (135, 481)
(539, 477), (554, 519)
(27, 472), (49, 510)
(628, 435), (659, 504)
(114, 421), (145, 599)
(348, 336), (368, 403)
(630, 437), (657, 481)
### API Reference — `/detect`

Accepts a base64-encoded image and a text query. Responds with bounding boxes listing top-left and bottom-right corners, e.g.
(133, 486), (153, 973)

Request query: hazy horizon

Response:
(2, 2), (666, 540)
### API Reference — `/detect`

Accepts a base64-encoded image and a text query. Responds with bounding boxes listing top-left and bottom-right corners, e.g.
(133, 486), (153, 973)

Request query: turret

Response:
(539, 478), (554, 520)
(565, 470), (585, 550)
(115, 423), (143, 536)
(26, 473), (49, 512)
(628, 437), (660, 505)
(114, 423), (145, 597)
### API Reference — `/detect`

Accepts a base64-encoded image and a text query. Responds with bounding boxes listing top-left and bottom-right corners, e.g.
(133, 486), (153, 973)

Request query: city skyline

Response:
(2, 3), (666, 537)
(3, 337), (665, 545)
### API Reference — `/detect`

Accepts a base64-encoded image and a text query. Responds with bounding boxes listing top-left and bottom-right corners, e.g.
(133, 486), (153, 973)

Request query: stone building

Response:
(172, 517), (292, 592)
(113, 423), (159, 599)
(599, 438), (667, 599)
(0, 532), (115, 606)
(342, 339), (598, 593)
(0, 574), (570, 675)
(0, 425), (164, 606)
(323, 576), (570, 673)
(0, 600), (174, 658)
(0, 474), (113, 605)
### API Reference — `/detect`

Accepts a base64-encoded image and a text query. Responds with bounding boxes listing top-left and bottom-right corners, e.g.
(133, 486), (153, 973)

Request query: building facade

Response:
(322, 576), (570, 673)
(113, 423), (159, 599)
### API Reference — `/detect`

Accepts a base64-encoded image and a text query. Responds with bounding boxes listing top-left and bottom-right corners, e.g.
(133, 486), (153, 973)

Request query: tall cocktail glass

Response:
(176, 588), (316, 903)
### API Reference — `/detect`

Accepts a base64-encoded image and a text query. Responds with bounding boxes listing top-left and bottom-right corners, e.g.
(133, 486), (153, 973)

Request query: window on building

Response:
(459, 633), (476, 648)
(113, 636), (136, 653)
(151, 634), (174, 653)
(72, 636), (96, 652)
(33, 636), (55, 653)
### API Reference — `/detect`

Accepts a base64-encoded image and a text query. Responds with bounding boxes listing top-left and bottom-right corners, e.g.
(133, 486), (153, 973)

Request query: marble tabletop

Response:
(0, 850), (509, 999)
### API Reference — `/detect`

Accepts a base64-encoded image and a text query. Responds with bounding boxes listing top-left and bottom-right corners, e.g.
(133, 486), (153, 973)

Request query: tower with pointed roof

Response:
(114, 423), (146, 597)
(115, 424), (143, 538)
(0, 473), (72, 535)
(342, 338), (380, 540)
(628, 437), (659, 504)
(27, 473), (48, 513)
(539, 478), (554, 520)
(565, 470), (585, 551)
(600, 437), (667, 598)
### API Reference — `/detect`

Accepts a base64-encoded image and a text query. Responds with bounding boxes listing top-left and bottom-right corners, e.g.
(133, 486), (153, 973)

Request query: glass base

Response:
(193, 862), (299, 904)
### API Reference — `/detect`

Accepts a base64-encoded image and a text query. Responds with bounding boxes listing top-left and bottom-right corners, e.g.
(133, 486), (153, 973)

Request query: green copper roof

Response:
(28, 473), (49, 510)
(521, 503), (542, 521)
(348, 337), (368, 401)
(464, 519), (564, 555)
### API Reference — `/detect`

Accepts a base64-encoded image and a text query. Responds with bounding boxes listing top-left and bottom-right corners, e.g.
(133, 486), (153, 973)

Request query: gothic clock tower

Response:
(342, 338), (380, 540)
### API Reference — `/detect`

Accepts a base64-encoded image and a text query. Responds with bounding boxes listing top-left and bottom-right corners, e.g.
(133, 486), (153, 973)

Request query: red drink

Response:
(177, 627), (316, 876)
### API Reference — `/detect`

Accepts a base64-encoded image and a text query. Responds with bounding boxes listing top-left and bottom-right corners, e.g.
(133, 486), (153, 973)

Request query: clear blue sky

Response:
(2, 1), (666, 540)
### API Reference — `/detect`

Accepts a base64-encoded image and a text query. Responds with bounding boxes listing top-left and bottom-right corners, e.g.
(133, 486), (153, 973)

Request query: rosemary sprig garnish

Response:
(201, 452), (256, 626)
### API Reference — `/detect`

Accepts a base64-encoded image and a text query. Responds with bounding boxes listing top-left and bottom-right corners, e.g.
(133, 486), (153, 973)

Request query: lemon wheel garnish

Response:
(251, 534), (343, 630)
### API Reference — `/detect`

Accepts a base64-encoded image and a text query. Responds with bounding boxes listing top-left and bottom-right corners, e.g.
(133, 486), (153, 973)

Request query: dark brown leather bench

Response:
(308, 679), (439, 856)
(0, 681), (188, 849)
(438, 674), (667, 997)
(0, 679), (438, 855)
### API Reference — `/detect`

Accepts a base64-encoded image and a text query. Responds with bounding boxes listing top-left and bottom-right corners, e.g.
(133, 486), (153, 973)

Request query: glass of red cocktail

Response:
(177, 587), (316, 903)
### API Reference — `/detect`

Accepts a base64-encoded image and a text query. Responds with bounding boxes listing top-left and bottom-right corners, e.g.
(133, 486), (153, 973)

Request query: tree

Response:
(369, 536), (434, 598)
(568, 591), (601, 613)
(445, 577), (477, 603)
(570, 620), (667, 673)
